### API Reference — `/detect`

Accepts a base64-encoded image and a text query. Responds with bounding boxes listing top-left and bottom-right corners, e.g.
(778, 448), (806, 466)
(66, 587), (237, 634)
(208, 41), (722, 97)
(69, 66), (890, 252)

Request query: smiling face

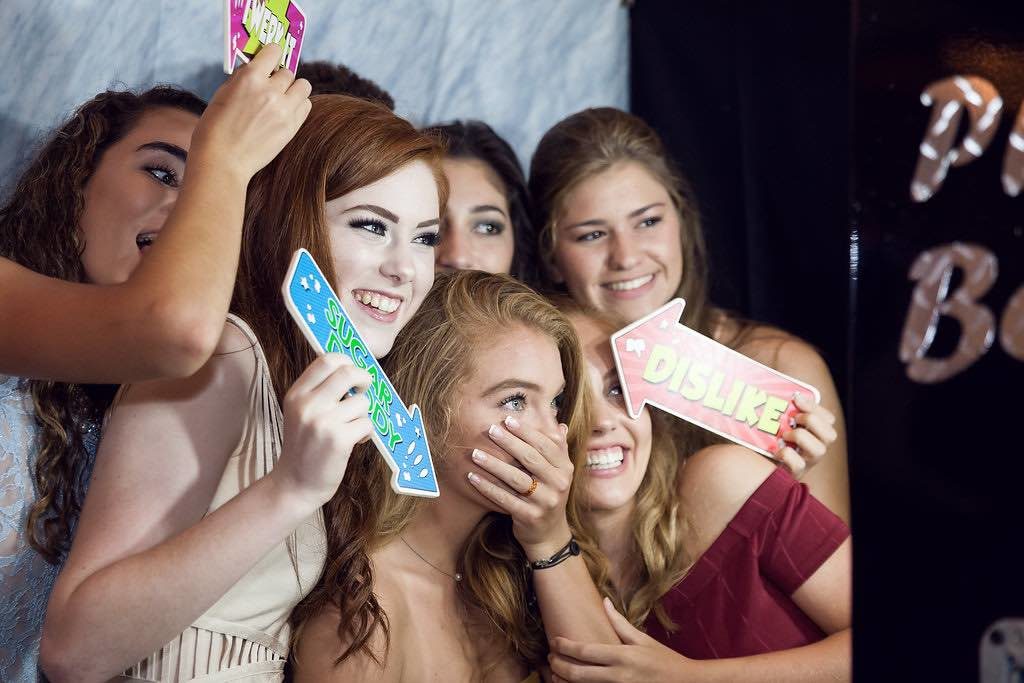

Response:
(571, 313), (652, 512)
(326, 160), (440, 357)
(435, 157), (515, 274)
(77, 106), (199, 284)
(440, 324), (566, 512)
(551, 161), (684, 323)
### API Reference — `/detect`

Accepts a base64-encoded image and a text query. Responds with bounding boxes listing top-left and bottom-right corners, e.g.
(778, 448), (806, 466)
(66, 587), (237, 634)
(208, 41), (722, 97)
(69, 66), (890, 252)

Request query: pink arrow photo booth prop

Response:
(610, 299), (820, 458)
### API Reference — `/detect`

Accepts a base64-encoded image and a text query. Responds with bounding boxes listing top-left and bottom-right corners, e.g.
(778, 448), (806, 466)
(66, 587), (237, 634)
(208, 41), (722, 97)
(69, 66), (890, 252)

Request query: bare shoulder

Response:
(292, 558), (408, 683)
(115, 318), (253, 408)
(369, 551), (413, 654)
(293, 603), (401, 683)
(214, 317), (259, 365)
(727, 321), (834, 389)
(62, 327), (256, 584)
(676, 444), (777, 557)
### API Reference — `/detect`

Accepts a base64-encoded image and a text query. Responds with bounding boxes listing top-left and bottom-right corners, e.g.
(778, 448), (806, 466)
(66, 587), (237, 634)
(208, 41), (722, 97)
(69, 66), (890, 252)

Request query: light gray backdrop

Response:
(0, 0), (629, 195)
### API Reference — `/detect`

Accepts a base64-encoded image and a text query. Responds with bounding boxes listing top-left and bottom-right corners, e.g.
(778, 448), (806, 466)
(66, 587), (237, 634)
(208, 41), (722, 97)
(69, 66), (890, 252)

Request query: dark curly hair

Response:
(0, 86), (207, 563)
(295, 60), (395, 110)
(422, 120), (540, 285)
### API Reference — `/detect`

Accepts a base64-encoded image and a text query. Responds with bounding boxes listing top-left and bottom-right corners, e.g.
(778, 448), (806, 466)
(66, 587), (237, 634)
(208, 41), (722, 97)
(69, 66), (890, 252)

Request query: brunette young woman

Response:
(0, 45), (310, 682)
(40, 94), (445, 683)
(528, 108), (850, 521)
(424, 120), (540, 283)
(547, 304), (851, 682)
(291, 271), (616, 682)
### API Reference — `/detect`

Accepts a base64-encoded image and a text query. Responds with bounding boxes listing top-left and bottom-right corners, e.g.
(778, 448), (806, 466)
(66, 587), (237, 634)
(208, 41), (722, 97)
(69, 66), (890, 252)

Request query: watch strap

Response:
(528, 537), (580, 571)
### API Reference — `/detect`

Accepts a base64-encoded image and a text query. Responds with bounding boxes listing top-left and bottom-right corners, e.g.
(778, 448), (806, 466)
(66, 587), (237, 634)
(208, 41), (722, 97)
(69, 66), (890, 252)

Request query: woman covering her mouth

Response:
(291, 271), (617, 682)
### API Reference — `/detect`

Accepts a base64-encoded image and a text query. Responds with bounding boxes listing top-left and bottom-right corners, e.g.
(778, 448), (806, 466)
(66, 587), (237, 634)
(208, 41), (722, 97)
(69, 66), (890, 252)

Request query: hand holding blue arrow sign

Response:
(282, 249), (439, 497)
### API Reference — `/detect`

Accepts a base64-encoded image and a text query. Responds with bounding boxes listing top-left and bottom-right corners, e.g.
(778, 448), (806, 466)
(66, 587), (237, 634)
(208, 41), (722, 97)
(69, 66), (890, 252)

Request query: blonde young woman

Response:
(40, 95), (446, 683)
(292, 271), (617, 682)
(528, 107), (850, 522)
(547, 305), (851, 681)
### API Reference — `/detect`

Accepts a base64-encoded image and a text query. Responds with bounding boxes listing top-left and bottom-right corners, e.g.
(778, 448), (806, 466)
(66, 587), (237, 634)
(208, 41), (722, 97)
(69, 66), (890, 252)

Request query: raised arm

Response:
(0, 45), (312, 382)
(40, 330), (372, 683)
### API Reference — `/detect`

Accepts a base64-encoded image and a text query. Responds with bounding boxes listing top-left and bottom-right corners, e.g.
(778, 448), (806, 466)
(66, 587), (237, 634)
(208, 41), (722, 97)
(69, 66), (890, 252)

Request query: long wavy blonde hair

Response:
(551, 297), (721, 631)
(291, 270), (606, 672)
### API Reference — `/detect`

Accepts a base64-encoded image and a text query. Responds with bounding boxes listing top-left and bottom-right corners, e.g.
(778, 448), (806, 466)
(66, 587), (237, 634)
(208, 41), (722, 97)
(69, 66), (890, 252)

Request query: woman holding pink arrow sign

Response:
(528, 107), (850, 523)
(545, 305), (851, 681)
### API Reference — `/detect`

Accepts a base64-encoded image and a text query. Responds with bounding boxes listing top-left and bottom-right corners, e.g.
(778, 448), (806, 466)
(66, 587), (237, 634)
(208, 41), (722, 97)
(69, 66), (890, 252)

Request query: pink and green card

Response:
(223, 0), (307, 74)
(610, 299), (820, 458)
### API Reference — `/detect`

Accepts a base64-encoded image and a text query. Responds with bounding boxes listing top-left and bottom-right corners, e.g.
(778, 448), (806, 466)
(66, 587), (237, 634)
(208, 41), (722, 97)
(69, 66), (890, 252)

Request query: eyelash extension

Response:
(145, 163), (179, 187)
(474, 221), (505, 235)
(499, 391), (527, 409)
(415, 231), (441, 247)
(577, 230), (605, 243)
(349, 217), (388, 236)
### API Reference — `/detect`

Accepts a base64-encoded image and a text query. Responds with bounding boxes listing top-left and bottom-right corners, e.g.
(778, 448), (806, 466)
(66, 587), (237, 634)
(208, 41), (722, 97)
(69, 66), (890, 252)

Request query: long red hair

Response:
(231, 94), (448, 398)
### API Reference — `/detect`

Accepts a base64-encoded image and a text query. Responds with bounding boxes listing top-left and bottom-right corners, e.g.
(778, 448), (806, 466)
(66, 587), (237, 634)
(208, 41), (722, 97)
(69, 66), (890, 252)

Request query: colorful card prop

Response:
(611, 299), (821, 458)
(283, 249), (439, 498)
(224, 0), (307, 74)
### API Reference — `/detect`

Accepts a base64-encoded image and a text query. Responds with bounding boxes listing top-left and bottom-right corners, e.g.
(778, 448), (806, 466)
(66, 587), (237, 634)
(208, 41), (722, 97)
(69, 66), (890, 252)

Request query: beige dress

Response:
(118, 315), (326, 682)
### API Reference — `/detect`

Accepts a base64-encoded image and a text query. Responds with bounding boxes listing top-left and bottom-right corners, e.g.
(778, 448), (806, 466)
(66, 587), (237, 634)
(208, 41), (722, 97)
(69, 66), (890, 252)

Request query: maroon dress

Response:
(643, 467), (849, 659)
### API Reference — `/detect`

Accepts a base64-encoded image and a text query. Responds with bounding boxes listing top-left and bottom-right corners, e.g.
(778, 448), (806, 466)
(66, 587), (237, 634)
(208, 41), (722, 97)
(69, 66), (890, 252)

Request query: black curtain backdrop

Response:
(629, 1), (851, 397)
(852, 1), (1024, 679)
(632, 1), (1024, 679)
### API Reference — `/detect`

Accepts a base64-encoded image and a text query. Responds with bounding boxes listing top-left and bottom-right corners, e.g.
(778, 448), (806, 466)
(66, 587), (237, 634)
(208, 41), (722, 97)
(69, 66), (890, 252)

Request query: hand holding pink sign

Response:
(224, 0), (307, 75)
(611, 299), (822, 459)
(196, 44), (312, 181)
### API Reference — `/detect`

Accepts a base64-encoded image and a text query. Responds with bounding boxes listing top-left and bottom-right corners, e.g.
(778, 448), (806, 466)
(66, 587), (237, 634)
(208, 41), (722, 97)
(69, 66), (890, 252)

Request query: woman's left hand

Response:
(467, 415), (574, 558)
(548, 598), (694, 682)
(776, 392), (839, 480)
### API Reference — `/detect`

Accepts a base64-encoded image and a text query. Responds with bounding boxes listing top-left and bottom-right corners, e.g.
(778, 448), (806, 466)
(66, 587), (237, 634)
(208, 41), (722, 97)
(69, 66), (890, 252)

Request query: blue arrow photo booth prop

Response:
(282, 249), (440, 498)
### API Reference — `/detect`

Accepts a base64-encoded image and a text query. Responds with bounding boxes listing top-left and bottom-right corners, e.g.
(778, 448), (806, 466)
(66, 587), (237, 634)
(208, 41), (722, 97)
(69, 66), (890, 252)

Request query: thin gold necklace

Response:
(399, 534), (463, 582)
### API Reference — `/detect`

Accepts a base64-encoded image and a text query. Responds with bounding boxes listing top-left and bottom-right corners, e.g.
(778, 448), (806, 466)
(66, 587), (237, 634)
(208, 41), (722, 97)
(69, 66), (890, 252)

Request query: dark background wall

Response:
(852, 1), (1024, 679)
(631, 0), (1023, 679)
(630, 1), (851, 396)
